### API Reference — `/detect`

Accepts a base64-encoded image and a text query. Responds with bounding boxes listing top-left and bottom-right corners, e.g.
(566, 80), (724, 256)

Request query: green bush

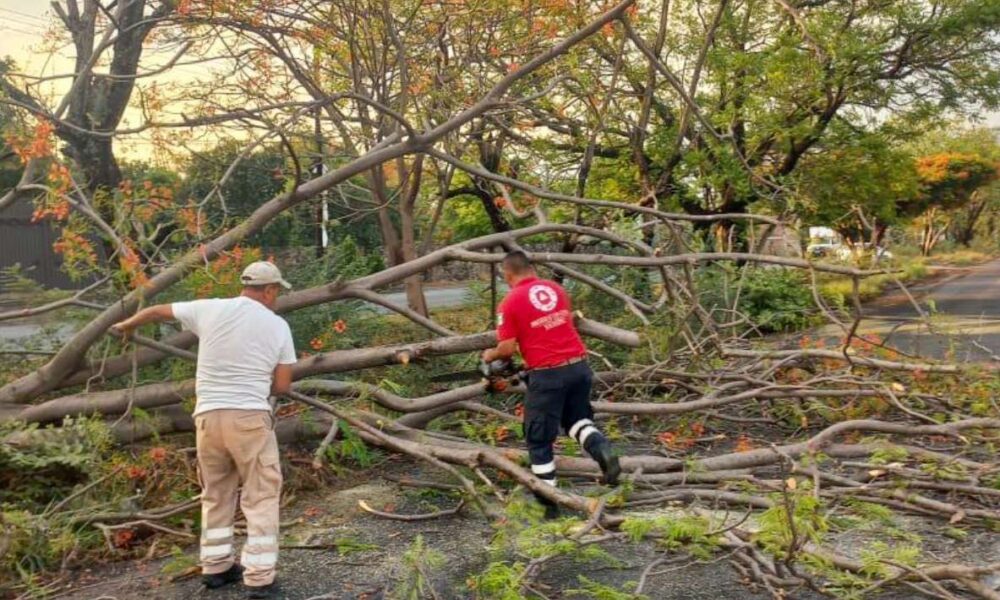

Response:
(283, 235), (386, 353)
(699, 266), (818, 333)
(0, 418), (112, 507)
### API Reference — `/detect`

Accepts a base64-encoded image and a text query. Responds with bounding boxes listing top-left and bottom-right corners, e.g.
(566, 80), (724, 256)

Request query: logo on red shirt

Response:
(528, 284), (558, 312)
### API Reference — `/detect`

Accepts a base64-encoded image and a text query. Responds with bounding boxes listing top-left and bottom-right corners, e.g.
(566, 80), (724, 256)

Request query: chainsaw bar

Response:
(430, 370), (486, 383)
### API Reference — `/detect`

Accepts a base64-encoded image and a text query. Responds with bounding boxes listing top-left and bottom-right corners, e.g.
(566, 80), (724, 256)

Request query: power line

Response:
(0, 15), (48, 30)
(0, 7), (49, 24)
(0, 24), (43, 37)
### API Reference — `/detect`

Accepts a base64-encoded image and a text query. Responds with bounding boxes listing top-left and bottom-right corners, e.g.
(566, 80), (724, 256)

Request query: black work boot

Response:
(247, 581), (280, 599)
(586, 437), (621, 486)
(536, 496), (562, 520)
(202, 563), (243, 589)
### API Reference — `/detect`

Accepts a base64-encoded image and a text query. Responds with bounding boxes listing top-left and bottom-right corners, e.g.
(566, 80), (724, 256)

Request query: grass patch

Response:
(818, 260), (929, 307)
(926, 249), (993, 267)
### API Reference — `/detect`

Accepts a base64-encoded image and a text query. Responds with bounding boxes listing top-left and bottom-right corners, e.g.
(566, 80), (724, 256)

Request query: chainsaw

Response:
(431, 358), (524, 392)
(430, 261), (524, 392)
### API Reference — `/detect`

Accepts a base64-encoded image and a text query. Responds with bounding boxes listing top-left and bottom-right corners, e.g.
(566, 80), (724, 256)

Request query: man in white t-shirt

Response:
(112, 261), (296, 599)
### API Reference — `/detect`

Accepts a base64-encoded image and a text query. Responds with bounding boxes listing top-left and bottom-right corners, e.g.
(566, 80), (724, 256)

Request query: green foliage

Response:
(755, 491), (829, 559)
(698, 266), (818, 333)
(282, 237), (385, 353)
(795, 130), (920, 237)
(859, 541), (921, 579)
(437, 194), (496, 241)
(868, 446), (909, 466)
(843, 500), (895, 526)
(619, 514), (718, 559)
(565, 576), (647, 600)
(0, 419), (127, 589)
(332, 537), (380, 554)
(159, 545), (198, 578)
(326, 421), (379, 468)
(469, 561), (526, 599)
(394, 534), (445, 600)
(179, 141), (311, 247)
(471, 498), (628, 597)
(0, 418), (112, 507)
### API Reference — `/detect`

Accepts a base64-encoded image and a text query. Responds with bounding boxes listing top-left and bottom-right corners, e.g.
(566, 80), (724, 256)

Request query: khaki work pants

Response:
(195, 409), (282, 587)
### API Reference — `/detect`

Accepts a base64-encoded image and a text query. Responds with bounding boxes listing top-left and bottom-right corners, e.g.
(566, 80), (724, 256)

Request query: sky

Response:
(0, 0), (996, 163)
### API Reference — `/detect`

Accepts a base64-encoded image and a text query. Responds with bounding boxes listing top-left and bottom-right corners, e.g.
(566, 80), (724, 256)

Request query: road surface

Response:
(382, 284), (481, 311)
(0, 284), (492, 349)
(818, 259), (1000, 361)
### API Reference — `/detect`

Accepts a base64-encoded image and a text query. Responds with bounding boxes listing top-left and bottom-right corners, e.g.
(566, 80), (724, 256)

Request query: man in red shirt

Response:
(482, 251), (621, 517)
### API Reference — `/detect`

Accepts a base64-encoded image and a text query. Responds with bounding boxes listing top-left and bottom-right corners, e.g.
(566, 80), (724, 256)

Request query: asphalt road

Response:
(0, 285), (487, 347)
(381, 284), (480, 311)
(820, 258), (1000, 361)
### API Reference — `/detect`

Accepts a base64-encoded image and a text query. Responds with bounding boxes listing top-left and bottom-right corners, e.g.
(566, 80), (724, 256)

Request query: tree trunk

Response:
(400, 156), (429, 316)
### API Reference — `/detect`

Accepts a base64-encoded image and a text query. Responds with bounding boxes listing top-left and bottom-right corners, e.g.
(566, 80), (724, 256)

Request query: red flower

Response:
(657, 431), (677, 446)
(113, 528), (136, 549)
(309, 337), (324, 351)
(148, 447), (168, 463)
(332, 320), (347, 334)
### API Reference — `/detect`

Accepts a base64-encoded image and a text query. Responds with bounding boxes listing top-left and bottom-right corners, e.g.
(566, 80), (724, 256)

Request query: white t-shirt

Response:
(172, 296), (297, 416)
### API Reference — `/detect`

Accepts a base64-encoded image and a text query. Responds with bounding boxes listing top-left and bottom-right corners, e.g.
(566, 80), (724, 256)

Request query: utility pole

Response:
(313, 105), (329, 257)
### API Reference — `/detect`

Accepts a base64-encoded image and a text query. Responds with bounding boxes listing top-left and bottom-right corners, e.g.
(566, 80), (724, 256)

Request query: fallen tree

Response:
(2, 1), (999, 598)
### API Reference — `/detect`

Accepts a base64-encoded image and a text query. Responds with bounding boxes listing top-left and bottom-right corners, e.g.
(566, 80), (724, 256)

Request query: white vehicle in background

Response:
(835, 243), (893, 264)
(807, 241), (840, 258)
(806, 226), (841, 258)
(807, 227), (893, 264)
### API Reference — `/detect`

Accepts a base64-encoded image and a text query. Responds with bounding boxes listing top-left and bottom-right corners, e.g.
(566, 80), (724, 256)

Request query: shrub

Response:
(698, 266), (818, 333)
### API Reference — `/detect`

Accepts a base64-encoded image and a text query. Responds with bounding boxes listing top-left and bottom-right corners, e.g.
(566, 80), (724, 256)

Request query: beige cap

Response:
(240, 261), (292, 289)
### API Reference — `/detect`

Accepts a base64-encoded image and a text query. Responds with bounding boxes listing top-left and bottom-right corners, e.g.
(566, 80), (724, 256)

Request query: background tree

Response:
(902, 152), (998, 255)
(794, 131), (920, 246)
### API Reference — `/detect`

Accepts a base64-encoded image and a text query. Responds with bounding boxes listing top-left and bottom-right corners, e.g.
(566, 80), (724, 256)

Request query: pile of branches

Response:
(5, 210), (1000, 599)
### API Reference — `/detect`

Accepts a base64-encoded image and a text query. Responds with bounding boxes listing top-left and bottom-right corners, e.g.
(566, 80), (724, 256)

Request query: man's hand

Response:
(109, 305), (175, 340)
(482, 348), (496, 362)
(110, 318), (137, 339)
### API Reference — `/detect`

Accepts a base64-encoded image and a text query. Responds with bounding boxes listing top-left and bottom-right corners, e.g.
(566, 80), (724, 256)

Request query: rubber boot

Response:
(202, 563), (243, 589)
(247, 581), (280, 599)
(584, 436), (621, 486)
(536, 495), (562, 520)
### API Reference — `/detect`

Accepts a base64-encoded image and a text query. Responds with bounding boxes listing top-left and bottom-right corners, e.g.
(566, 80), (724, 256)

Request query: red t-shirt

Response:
(496, 276), (587, 369)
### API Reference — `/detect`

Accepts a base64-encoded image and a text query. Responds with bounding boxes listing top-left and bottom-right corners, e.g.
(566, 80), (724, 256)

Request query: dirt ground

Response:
(41, 454), (997, 600)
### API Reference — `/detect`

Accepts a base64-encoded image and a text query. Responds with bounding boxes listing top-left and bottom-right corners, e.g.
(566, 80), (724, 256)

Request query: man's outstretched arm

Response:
(483, 338), (518, 362)
(111, 304), (175, 337)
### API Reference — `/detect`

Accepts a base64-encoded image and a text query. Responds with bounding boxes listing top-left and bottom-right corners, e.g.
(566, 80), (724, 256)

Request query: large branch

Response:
(0, 157), (45, 214)
(428, 149), (781, 226)
(449, 249), (882, 277)
(54, 224), (643, 392)
(16, 317), (636, 423)
(722, 348), (959, 373)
